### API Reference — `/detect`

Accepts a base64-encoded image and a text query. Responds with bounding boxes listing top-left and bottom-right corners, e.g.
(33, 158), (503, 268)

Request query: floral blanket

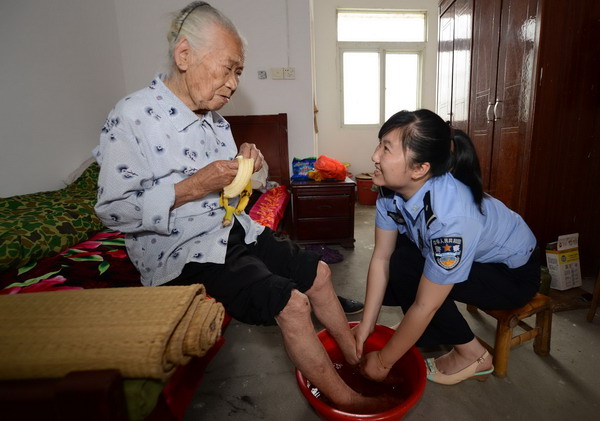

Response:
(0, 229), (138, 295)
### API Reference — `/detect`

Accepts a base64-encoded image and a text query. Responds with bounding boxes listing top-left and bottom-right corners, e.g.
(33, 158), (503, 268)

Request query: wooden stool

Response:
(466, 293), (552, 378)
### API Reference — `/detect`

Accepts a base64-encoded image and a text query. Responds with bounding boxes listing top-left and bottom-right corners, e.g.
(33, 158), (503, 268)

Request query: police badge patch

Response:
(431, 237), (463, 270)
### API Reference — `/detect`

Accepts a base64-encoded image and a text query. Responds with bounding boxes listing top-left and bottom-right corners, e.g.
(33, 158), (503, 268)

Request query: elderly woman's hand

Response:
(237, 143), (264, 172)
(173, 159), (239, 208)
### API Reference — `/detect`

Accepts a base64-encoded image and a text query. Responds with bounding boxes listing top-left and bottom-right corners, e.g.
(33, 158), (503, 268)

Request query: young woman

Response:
(354, 109), (540, 385)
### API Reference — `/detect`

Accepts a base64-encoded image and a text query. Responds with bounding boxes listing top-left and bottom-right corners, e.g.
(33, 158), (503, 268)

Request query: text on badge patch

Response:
(432, 237), (463, 270)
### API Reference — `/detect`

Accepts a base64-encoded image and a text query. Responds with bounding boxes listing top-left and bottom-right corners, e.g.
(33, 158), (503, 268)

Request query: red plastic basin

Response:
(296, 322), (426, 421)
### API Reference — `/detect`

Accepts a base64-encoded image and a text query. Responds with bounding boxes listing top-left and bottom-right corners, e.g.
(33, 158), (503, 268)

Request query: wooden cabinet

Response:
(469, 0), (539, 212)
(440, 0), (533, 209)
(437, 0), (600, 276)
(468, 0), (502, 191)
(290, 179), (356, 248)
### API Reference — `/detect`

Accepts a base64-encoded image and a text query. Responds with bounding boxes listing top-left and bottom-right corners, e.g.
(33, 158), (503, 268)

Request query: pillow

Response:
(248, 186), (290, 231)
(63, 157), (96, 186)
(65, 161), (102, 193)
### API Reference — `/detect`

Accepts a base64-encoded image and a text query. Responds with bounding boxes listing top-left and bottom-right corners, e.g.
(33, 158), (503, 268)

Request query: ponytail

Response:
(451, 129), (485, 212)
(379, 110), (486, 213)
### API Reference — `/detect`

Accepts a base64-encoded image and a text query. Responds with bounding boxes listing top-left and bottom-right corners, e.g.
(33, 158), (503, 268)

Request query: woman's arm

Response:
(354, 227), (398, 358)
(95, 126), (170, 234)
(361, 275), (453, 381)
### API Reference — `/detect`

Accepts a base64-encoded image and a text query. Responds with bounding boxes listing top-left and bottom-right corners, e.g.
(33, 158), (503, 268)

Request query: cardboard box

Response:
(546, 233), (582, 291)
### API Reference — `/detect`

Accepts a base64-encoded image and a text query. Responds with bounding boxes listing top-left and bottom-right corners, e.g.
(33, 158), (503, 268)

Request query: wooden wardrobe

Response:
(437, 0), (600, 277)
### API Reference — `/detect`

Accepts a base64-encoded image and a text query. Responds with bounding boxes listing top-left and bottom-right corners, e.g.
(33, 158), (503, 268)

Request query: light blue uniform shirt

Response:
(376, 173), (536, 285)
(93, 74), (264, 287)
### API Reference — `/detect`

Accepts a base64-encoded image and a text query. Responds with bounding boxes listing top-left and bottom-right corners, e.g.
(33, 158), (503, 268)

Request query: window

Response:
(338, 10), (427, 125)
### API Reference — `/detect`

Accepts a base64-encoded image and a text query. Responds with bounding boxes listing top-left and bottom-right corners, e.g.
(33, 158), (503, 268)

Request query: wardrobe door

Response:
(468, 0), (502, 191)
(437, 2), (455, 123)
(449, 0), (473, 133)
(488, 0), (540, 213)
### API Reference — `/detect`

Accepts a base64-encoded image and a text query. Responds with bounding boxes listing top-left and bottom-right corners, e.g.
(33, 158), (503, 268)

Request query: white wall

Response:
(0, 0), (436, 197)
(112, 0), (316, 170)
(0, 0), (315, 197)
(0, 0), (125, 197)
(313, 0), (439, 177)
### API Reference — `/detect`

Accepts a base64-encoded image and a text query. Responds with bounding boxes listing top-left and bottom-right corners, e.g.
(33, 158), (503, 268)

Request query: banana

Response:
(220, 194), (236, 227)
(235, 178), (253, 215)
(221, 156), (254, 226)
(223, 156), (255, 198)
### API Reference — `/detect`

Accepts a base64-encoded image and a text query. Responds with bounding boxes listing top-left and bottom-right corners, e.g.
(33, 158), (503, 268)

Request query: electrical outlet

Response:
(283, 67), (295, 79)
(271, 67), (284, 79)
(257, 70), (267, 79)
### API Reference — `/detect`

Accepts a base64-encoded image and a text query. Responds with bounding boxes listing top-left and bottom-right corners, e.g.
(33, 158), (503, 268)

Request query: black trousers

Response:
(383, 234), (540, 347)
(169, 220), (320, 326)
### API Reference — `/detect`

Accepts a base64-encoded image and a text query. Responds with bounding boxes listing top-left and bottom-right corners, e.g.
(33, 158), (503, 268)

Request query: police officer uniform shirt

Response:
(375, 173), (537, 285)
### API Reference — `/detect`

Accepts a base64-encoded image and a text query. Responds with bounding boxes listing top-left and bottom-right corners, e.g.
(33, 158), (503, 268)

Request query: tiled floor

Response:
(186, 204), (600, 421)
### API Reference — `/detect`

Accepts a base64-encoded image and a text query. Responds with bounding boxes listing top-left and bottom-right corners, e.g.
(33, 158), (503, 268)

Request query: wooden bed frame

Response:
(227, 113), (290, 187)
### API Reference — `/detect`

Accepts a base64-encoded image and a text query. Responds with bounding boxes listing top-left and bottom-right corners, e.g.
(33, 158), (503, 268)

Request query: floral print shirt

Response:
(93, 74), (264, 286)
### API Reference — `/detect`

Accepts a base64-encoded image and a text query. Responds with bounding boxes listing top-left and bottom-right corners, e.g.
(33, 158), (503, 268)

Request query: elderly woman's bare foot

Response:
(335, 393), (402, 414)
(340, 349), (360, 366)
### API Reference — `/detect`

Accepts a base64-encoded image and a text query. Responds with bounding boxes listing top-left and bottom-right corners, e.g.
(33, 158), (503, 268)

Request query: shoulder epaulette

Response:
(387, 211), (405, 225)
(423, 191), (437, 229)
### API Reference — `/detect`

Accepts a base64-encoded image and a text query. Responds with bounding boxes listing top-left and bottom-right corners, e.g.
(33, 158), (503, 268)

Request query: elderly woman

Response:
(94, 1), (379, 414)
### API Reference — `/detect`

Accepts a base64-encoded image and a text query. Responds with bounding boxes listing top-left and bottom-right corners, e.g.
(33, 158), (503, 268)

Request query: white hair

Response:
(166, 1), (246, 75)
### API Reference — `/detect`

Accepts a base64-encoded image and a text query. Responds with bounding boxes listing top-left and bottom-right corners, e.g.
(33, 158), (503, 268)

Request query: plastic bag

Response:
(309, 155), (347, 181)
(291, 157), (316, 180)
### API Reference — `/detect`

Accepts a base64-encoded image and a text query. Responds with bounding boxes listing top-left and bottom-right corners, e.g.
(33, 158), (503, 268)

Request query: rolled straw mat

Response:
(0, 285), (224, 381)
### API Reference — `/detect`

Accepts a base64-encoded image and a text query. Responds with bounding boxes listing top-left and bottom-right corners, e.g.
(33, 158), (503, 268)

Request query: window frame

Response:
(337, 11), (427, 127)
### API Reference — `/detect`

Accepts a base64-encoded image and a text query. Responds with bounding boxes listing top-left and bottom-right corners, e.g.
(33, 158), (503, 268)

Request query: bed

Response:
(0, 113), (291, 421)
